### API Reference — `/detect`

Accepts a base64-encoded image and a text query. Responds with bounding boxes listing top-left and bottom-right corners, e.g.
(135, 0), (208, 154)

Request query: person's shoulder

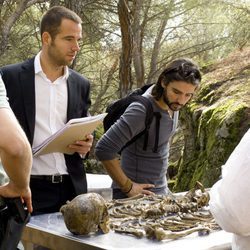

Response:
(127, 96), (150, 114)
(68, 69), (90, 83)
(1, 57), (35, 73)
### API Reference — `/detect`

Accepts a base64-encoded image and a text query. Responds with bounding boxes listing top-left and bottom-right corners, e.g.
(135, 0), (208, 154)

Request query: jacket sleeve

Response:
(209, 129), (250, 236)
(95, 102), (147, 161)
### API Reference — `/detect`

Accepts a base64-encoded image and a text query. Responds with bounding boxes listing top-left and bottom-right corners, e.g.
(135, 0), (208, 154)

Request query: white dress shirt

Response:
(32, 52), (69, 175)
(209, 129), (250, 250)
(0, 76), (10, 109)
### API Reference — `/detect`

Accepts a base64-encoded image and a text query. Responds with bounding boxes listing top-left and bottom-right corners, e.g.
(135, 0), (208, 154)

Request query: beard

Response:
(49, 42), (73, 67)
(163, 90), (183, 111)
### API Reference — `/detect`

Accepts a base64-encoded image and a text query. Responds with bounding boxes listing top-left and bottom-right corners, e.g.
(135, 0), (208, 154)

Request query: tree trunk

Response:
(146, 0), (174, 84)
(118, 0), (133, 97)
(131, 0), (144, 87)
(91, 57), (119, 114)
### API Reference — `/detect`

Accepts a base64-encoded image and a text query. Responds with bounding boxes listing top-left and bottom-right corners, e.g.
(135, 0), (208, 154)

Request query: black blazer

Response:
(0, 57), (91, 194)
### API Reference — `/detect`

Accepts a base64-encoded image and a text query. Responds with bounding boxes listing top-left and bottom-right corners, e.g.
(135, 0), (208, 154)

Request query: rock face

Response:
(60, 193), (109, 235)
(173, 48), (250, 192)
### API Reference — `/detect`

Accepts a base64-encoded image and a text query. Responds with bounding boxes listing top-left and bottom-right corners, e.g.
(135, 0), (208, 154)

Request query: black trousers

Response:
(30, 176), (76, 215)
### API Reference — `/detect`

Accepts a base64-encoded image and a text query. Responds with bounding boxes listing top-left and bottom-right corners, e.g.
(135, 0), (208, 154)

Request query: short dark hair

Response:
(152, 58), (201, 100)
(40, 6), (82, 39)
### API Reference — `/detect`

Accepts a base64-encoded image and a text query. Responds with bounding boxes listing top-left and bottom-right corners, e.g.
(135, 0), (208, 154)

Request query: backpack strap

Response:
(153, 111), (178, 153)
(153, 112), (161, 153)
(121, 96), (154, 151)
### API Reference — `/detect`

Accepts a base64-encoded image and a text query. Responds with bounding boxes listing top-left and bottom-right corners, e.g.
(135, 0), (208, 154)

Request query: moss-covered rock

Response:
(173, 48), (250, 192)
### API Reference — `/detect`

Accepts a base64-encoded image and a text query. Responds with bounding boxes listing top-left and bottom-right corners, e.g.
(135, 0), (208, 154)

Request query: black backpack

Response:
(103, 84), (161, 153)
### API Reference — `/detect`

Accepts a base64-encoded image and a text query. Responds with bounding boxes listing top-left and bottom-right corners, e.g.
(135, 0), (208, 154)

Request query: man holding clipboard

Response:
(1, 6), (93, 215)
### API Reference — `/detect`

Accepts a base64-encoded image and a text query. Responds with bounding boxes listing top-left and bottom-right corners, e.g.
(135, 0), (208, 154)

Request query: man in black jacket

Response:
(1, 6), (93, 215)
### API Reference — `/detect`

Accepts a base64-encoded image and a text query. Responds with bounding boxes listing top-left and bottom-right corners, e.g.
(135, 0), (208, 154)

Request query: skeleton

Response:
(107, 181), (220, 241)
(145, 225), (211, 240)
(61, 182), (220, 241)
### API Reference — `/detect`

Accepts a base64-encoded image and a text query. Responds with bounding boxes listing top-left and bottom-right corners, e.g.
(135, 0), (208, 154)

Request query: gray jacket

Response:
(95, 94), (178, 195)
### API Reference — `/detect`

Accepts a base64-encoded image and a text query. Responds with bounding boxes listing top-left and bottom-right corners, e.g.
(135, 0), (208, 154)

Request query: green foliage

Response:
(94, 125), (104, 141)
(1, 0), (249, 109)
(0, 5), (42, 65)
(85, 159), (107, 174)
(1, 0), (249, 179)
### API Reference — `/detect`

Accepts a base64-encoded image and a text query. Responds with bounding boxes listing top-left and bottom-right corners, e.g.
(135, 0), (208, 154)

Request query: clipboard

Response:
(32, 113), (106, 156)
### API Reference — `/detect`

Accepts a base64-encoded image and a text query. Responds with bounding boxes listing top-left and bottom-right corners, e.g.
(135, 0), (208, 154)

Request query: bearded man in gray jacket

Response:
(95, 58), (201, 199)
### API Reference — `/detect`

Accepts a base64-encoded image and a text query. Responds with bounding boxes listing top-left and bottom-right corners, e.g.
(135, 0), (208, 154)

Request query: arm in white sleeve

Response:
(209, 129), (250, 236)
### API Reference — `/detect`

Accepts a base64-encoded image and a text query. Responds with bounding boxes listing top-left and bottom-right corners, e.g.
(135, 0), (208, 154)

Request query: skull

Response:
(60, 192), (110, 235)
